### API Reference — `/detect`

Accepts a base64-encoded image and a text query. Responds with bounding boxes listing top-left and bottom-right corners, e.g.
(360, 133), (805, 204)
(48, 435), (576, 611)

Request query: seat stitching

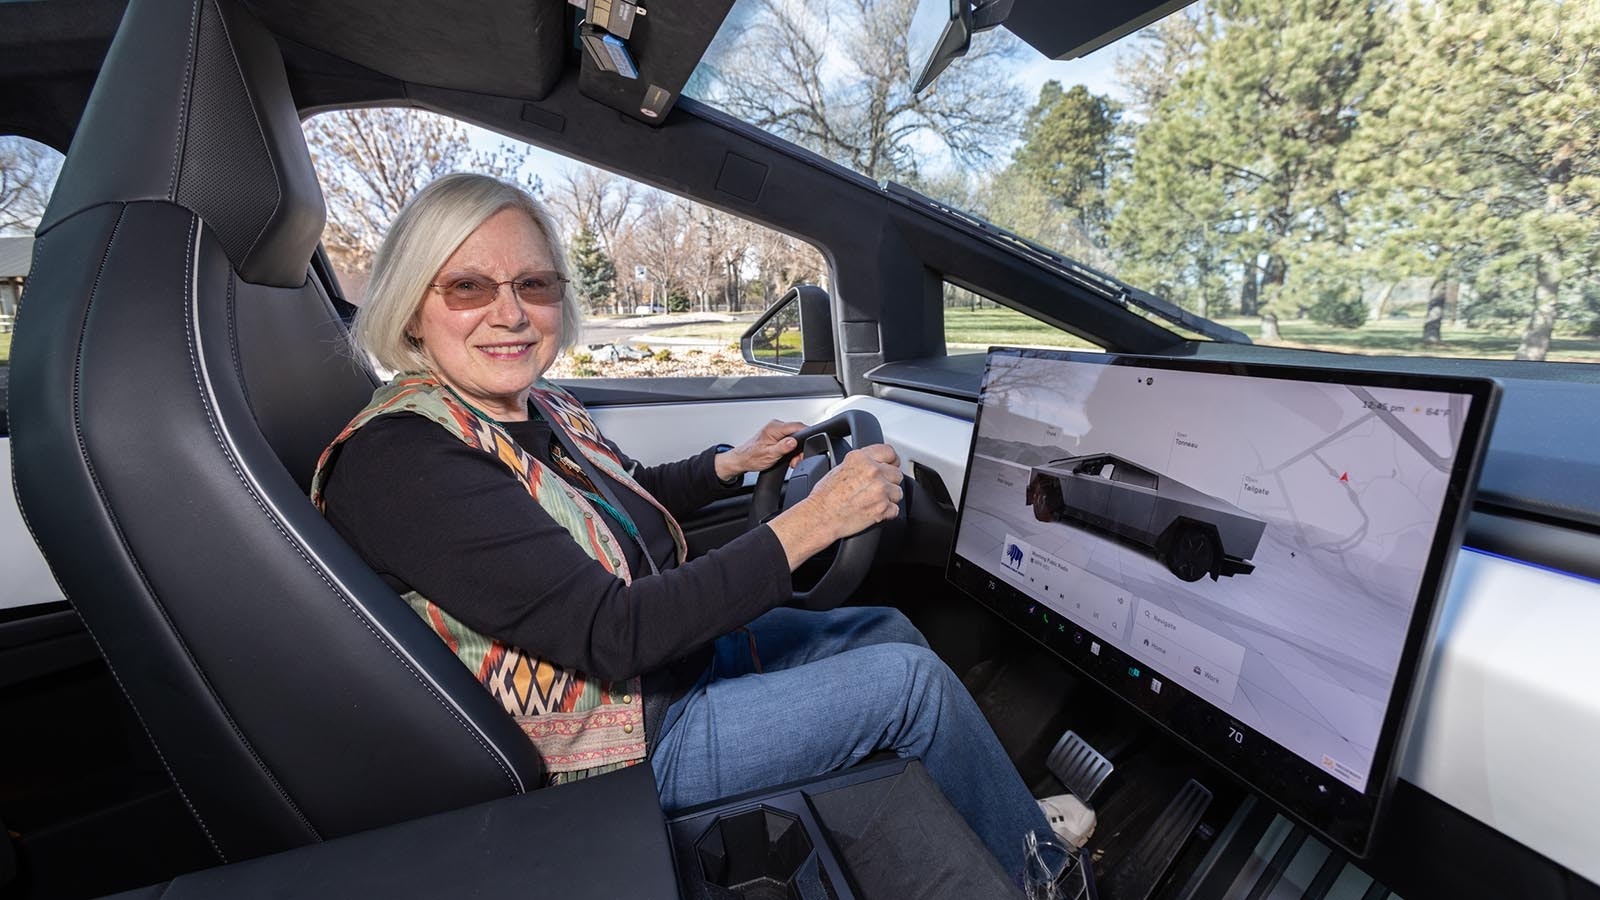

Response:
(226, 271), (252, 412)
(168, 0), (202, 199)
(171, 219), (325, 839)
(181, 216), (526, 794)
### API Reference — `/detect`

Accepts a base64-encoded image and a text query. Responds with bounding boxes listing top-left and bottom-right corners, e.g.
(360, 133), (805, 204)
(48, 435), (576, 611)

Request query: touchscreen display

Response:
(947, 348), (1496, 855)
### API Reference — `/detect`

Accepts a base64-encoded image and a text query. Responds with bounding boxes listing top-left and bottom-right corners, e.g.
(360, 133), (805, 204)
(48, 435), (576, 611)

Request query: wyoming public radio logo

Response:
(1001, 535), (1031, 573)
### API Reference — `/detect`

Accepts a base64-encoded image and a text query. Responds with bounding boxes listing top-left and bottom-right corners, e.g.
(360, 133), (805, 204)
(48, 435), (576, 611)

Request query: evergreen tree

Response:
(1345, 0), (1600, 359)
(1109, 0), (1390, 321)
(1009, 82), (1122, 247)
(569, 226), (617, 314)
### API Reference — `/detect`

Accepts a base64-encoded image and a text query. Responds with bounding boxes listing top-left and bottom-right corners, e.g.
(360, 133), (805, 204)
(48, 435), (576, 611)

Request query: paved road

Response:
(579, 313), (754, 351)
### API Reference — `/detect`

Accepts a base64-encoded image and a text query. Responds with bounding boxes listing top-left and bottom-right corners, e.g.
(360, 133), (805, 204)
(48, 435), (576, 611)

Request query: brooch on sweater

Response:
(549, 439), (599, 493)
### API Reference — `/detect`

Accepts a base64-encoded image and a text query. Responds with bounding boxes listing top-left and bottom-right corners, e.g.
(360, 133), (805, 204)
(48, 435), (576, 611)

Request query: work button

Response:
(622, 694), (633, 704)
(623, 724), (634, 734)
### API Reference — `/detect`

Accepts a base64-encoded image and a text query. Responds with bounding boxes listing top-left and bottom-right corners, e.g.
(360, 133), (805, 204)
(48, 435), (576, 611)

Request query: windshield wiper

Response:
(884, 182), (1251, 345)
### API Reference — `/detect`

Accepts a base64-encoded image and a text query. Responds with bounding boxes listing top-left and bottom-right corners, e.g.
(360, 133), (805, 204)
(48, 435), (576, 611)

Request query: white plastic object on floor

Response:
(1038, 793), (1096, 849)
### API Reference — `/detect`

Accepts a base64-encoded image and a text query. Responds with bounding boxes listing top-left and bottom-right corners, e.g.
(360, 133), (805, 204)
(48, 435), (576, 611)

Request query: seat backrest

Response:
(9, 0), (543, 865)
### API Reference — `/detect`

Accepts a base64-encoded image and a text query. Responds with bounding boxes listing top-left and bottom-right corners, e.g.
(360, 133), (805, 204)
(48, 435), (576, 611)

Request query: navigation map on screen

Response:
(952, 351), (1479, 794)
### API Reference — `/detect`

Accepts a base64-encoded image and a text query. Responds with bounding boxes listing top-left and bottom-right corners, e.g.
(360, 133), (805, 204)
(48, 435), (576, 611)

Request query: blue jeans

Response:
(650, 606), (1051, 877)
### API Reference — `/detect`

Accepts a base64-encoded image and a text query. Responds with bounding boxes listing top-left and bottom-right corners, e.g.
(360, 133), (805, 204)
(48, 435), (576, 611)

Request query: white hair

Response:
(349, 173), (581, 373)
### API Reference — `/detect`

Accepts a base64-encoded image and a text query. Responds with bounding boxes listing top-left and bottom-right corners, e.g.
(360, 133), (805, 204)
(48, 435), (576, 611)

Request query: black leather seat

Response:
(10, 0), (544, 865)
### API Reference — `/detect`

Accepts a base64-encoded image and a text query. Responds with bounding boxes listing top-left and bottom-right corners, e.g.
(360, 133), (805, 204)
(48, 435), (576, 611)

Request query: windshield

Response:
(689, 0), (1600, 364)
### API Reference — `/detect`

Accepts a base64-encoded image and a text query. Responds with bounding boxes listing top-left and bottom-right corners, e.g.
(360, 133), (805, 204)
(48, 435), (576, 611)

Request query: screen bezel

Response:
(944, 348), (1500, 858)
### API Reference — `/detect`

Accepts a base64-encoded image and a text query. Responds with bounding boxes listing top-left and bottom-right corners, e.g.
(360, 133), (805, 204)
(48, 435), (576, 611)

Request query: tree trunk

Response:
(1445, 280), (1460, 325)
(1261, 254), (1286, 316)
(1422, 278), (1447, 345)
(1370, 281), (1395, 320)
(1260, 312), (1280, 343)
(1263, 255), (1287, 289)
(1240, 273), (1260, 317)
(1515, 252), (1562, 361)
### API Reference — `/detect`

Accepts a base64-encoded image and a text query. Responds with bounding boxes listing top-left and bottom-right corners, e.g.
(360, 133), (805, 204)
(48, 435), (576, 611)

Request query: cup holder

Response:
(695, 806), (816, 899)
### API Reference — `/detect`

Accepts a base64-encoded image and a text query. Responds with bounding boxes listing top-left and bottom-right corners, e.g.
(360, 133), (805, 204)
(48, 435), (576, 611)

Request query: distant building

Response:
(0, 235), (32, 331)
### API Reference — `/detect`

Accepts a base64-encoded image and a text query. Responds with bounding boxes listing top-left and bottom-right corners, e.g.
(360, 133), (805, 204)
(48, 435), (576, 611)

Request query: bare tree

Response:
(698, 0), (1024, 182)
(746, 221), (826, 307)
(615, 193), (696, 309)
(1113, 5), (1207, 116)
(302, 108), (539, 280)
(547, 167), (637, 259)
(0, 137), (62, 236)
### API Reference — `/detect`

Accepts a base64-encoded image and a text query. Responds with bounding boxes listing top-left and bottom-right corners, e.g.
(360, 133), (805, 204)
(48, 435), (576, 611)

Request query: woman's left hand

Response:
(715, 419), (808, 481)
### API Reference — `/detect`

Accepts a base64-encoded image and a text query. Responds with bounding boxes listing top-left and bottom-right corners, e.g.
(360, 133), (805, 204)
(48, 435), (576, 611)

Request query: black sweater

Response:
(321, 413), (793, 687)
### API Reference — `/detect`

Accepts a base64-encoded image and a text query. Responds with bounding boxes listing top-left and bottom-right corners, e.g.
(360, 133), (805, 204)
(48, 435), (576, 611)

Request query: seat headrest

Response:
(40, 0), (324, 289)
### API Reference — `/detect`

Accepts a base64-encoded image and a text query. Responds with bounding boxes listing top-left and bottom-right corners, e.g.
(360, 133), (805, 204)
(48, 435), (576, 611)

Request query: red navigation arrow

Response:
(1339, 472), (1349, 482)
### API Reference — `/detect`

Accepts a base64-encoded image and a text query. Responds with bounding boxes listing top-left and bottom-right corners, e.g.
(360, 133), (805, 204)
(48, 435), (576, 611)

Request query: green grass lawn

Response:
(939, 308), (1101, 350)
(643, 307), (1600, 363)
(650, 308), (1102, 351)
(649, 321), (747, 345)
(1213, 316), (1600, 363)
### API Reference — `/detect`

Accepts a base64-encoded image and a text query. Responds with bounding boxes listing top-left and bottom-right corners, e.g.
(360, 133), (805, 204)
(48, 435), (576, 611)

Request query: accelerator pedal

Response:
(1100, 779), (1213, 900)
(1046, 731), (1115, 801)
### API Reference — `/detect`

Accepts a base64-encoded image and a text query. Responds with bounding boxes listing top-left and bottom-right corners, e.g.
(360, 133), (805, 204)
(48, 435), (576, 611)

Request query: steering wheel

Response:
(747, 410), (886, 611)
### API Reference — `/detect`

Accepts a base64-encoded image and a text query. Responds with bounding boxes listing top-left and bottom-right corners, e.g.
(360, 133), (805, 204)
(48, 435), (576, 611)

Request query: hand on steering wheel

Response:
(748, 410), (901, 610)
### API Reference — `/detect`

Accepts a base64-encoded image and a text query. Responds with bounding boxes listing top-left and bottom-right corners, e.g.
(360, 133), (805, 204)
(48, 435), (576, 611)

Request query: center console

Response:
(667, 757), (1016, 900)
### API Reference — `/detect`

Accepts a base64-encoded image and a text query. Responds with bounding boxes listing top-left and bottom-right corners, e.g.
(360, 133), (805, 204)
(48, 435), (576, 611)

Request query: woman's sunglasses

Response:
(429, 271), (569, 310)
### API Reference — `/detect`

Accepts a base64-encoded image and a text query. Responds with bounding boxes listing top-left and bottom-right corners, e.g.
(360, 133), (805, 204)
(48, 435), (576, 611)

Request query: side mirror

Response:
(740, 285), (836, 376)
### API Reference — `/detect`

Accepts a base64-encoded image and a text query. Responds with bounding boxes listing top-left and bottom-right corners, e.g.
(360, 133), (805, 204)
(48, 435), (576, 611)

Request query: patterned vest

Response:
(310, 374), (688, 784)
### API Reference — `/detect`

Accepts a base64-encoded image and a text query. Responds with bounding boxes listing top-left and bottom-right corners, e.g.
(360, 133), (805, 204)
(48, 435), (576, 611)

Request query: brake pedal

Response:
(1046, 730), (1114, 801)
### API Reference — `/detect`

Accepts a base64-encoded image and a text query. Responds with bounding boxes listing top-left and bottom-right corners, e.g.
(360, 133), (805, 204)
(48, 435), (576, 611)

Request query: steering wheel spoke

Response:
(747, 410), (884, 610)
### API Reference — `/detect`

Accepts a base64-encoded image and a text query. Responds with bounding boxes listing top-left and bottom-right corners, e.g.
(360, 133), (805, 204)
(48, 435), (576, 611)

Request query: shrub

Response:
(653, 348), (673, 361)
(1307, 290), (1368, 329)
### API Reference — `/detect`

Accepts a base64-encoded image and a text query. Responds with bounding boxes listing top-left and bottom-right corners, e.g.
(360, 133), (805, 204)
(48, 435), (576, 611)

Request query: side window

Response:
(942, 283), (1103, 356)
(1, 136), (66, 437)
(1113, 465), (1157, 490)
(2, 135), (65, 613)
(303, 108), (828, 380)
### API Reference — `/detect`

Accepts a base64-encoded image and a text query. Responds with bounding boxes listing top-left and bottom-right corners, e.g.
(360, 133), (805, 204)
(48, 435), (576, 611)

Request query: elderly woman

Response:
(312, 173), (1058, 875)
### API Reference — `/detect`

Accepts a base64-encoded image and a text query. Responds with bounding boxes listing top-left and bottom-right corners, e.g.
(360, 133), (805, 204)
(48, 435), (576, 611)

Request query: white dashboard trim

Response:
(1, 438), (67, 610)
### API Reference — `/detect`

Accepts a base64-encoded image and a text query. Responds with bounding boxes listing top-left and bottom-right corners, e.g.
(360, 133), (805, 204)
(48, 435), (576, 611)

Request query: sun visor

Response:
(1003, 0), (1195, 60)
(576, 0), (735, 126)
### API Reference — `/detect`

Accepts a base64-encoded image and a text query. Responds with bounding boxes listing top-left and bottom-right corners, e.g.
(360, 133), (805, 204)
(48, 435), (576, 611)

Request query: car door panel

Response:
(1, 438), (63, 612)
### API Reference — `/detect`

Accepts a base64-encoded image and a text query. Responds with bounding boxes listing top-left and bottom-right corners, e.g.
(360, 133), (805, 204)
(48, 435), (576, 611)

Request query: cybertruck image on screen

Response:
(1025, 453), (1266, 583)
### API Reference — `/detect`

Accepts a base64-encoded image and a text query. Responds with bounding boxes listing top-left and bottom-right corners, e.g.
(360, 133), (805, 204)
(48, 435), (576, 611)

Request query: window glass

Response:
(302, 108), (828, 380)
(1, 136), (66, 428)
(942, 283), (1101, 355)
(691, 0), (1600, 364)
(1, 135), (65, 611)
(747, 300), (804, 370)
(1113, 465), (1157, 490)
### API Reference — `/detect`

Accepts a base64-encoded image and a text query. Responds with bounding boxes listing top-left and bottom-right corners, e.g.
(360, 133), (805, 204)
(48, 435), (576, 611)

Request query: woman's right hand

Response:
(766, 444), (903, 570)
